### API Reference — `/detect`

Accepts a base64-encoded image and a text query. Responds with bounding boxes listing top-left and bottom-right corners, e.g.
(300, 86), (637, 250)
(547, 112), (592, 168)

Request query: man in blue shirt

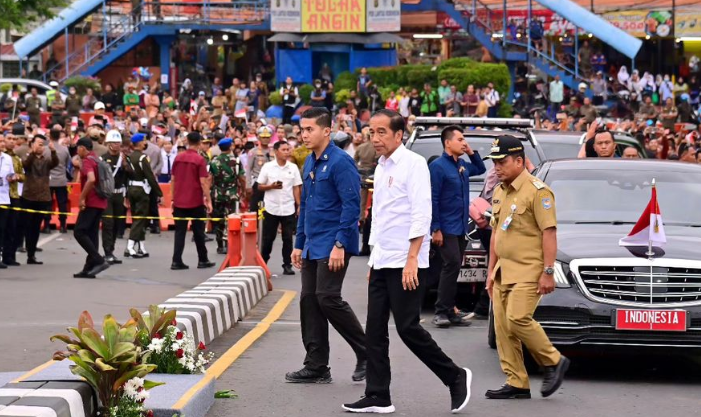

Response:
(288, 107), (367, 384)
(429, 125), (486, 328)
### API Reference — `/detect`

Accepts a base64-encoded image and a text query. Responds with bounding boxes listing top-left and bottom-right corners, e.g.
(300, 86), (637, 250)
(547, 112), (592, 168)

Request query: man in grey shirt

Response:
(142, 133), (164, 233)
(45, 128), (73, 233)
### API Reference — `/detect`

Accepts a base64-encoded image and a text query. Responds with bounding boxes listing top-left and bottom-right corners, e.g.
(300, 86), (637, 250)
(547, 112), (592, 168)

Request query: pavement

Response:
(4, 230), (701, 417)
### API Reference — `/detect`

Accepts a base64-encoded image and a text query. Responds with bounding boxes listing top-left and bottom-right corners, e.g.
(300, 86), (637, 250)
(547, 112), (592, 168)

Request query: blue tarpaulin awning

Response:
(13, 0), (104, 59)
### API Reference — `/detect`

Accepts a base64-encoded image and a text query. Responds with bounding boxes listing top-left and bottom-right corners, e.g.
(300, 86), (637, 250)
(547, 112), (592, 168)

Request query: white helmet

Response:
(578, 82), (588, 91)
(105, 129), (122, 143)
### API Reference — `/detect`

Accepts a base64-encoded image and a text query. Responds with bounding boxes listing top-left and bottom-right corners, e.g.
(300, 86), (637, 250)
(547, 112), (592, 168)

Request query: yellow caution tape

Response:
(0, 205), (227, 221)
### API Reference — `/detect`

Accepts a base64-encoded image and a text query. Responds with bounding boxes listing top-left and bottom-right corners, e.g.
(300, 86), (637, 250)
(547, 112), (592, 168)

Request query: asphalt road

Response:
(4, 231), (701, 417)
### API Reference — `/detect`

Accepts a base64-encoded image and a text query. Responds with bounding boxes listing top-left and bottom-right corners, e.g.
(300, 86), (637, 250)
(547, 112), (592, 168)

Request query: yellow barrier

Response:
(0, 205), (226, 222)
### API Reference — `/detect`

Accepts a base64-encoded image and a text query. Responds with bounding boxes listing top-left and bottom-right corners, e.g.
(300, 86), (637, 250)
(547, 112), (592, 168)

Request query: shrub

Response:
(438, 57), (478, 71)
(335, 88), (351, 104)
(437, 63), (511, 98)
(64, 75), (102, 95)
(362, 67), (398, 89)
(0, 84), (11, 94)
(269, 91), (283, 106)
(407, 68), (436, 89)
(335, 71), (357, 91)
(497, 102), (514, 117)
(298, 84), (314, 104)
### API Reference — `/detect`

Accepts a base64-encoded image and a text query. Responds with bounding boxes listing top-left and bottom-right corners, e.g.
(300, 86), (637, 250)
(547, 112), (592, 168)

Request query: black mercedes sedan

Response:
(488, 159), (701, 350)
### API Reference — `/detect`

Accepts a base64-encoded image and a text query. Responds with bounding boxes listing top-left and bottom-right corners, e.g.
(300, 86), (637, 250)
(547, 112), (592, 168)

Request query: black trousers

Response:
(366, 268), (460, 401)
(260, 212), (295, 267)
(249, 188), (264, 212)
(74, 207), (104, 271)
(102, 193), (125, 256)
(45, 186), (68, 228)
(21, 199), (50, 258)
(300, 256), (366, 371)
(172, 206), (208, 264)
(283, 106), (295, 124)
(2, 198), (20, 263)
(0, 204), (8, 263)
(435, 234), (468, 317)
(148, 189), (160, 229)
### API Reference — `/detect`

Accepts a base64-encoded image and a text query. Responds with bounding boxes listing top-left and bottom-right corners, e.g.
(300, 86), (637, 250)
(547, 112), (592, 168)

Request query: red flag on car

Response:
(619, 180), (666, 248)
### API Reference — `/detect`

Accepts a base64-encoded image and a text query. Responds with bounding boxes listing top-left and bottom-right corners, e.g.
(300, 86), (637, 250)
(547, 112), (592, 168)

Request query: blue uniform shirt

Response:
(295, 141), (361, 259)
(429, 151), (486, 236)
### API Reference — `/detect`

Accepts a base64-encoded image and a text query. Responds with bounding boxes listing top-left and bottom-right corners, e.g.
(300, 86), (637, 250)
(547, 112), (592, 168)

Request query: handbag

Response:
(469, 196), (492, 229)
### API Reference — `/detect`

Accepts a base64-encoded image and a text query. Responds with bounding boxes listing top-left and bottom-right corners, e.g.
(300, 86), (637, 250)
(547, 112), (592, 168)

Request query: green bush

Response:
(438, 57), (478, 71)
(407, 68), (436, 89)
(0, 84), (11, 94)
(361, 67), (398, 89)
(298, 84), (314, 104)
(335, 71), (357, 91)
(64, 75), (102, 95)
(335, 89), (351, 105)
(437, 63), (510, 99)
(395, 64), (428, 86)
(497, 102), (513, 118)
(269, 91), (282, 106)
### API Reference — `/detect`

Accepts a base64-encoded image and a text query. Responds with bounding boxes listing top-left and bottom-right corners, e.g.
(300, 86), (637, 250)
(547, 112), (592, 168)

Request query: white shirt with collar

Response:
(369, 144), (431, 269)
(0, 152), (16, 205)
(257, 159), (302, 217)
(161, 148), (177, 174)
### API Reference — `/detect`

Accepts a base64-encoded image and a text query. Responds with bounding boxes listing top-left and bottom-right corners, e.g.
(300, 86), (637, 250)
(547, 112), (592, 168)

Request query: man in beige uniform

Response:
(484, 135), (569, 400)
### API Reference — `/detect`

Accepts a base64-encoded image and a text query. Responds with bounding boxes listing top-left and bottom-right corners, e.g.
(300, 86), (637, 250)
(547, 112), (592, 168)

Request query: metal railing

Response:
(43, 0), (269, 83)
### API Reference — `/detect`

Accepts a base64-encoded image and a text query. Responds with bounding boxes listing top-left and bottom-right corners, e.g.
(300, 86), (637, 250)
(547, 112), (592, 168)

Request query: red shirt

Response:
(81, 152), (108, 209)
(172, 149), (208, 208)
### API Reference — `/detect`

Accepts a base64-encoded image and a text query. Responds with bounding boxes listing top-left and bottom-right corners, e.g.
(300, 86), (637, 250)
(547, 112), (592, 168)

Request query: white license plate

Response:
(458, 268), (487, 283)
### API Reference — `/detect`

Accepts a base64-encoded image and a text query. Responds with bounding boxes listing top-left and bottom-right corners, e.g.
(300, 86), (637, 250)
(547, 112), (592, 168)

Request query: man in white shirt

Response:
(549, 75), (564, 120)
(0, 135), (16, 268)
(485, 83), (500, 118)
(159, 138), (177, 183)
(257, 140), (302, 275)
(343, 109), (471, 414)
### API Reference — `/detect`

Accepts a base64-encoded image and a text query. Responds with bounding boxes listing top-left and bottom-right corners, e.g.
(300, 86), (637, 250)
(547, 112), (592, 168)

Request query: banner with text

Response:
(271, 0), (302, 32)
(366, 0), (401, 32)
(602, 10), (673, 37)
(675, 11), (701, 38)
(302, 0), (366, 32)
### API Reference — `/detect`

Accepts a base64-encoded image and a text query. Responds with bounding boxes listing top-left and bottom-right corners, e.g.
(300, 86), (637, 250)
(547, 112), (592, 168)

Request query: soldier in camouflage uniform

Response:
(209, 138), (246, 254)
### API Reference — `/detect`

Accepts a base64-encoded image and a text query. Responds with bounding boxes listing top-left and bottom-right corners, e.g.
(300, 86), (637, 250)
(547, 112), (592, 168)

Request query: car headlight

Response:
(554, 261), (571, 288)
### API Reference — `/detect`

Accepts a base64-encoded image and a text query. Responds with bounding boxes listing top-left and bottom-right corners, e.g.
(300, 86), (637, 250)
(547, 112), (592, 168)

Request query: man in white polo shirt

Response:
(343, 109), (471, 414)
(257, 140), (302, 275)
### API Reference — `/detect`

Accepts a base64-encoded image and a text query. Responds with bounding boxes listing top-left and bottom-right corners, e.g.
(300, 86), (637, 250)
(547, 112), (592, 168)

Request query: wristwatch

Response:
(544, 266), (555, 275)
(334, 241), (344, 249)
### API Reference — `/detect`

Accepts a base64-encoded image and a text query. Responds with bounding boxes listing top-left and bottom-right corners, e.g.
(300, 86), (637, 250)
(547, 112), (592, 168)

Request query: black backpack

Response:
(88, 156), (114, 199)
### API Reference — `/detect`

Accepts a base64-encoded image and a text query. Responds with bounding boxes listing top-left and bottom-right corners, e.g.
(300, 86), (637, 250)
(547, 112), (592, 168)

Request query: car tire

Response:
(488, 302), (497, 349)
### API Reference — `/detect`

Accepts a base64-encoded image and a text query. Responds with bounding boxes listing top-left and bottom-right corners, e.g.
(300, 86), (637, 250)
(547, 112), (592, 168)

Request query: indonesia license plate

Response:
(458, 268), (487, 283)
(615, 309), (687, 332)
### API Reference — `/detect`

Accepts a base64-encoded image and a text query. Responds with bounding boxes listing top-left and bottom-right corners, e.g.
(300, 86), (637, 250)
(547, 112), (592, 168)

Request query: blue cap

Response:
(218, 138), (233, 147)
(131, 133), (145, 144)
(681, 93), (690, 102)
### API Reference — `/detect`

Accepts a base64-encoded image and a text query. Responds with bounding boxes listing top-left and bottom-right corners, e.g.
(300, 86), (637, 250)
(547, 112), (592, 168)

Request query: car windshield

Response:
(538, 140), (581, 159)
(544, 168), (701, 225)
(409, 133), (540, 181)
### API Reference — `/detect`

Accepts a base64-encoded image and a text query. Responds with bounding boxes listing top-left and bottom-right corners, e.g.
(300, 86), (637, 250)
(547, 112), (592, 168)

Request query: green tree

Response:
(0, 0), (68, 31)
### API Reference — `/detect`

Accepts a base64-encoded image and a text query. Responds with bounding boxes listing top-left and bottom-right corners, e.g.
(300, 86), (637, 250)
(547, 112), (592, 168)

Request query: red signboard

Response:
(616, 309), (687, 332)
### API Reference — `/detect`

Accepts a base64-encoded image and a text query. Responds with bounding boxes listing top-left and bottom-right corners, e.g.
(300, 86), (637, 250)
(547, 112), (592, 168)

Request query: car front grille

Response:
(571, 259), (701, 308)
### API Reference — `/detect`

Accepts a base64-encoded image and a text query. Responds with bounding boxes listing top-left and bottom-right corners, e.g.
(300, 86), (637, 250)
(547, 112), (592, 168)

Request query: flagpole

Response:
(646, 178), (656, 258)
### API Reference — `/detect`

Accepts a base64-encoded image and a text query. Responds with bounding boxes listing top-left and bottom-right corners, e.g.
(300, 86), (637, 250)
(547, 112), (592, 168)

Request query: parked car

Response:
(405, 117), (545, 308)
(0, 78), (66, 110)
(487, 158), (701, 350)
(531, 129), (648, 160)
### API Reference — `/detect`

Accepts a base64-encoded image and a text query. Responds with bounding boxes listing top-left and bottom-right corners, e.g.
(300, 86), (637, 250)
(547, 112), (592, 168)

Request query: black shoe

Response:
(41, 227), (51, 234)
(87, 262), (110, 276)
(449, 314), (473, 327)
(73, 271), (96, 279)
(433, 314), (451, 328)
(137, 251), (149, 258)
(352, 360), (366, 382)
(105, 255), (122, 265)
(342, 396), (395, 414)
(450, 368), (472, 413)
(150, 227), (161, 234)
(5, 260), (20, 266)
(197, 261), (216, 269)
(36, 247), (43, 252)
(60, 226), (67, 234)
(282, 265), (295, 275)
(171, 262), (190, 270)
(17, 247), (26, 253)
(0, 262), (6, 269)
(204, 235), (214, 242)
(541, 356), (570, 398)
(124, 250), (143, 259)
(216, 247), (227, 255)
(285, 367), (332, 384)
(27, 257), (43, 265)
(485, 384), (531, 400)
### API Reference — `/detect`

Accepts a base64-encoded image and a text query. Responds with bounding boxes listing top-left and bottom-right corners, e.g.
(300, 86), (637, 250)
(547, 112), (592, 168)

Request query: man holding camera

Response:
(257, 140), (302, 275)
